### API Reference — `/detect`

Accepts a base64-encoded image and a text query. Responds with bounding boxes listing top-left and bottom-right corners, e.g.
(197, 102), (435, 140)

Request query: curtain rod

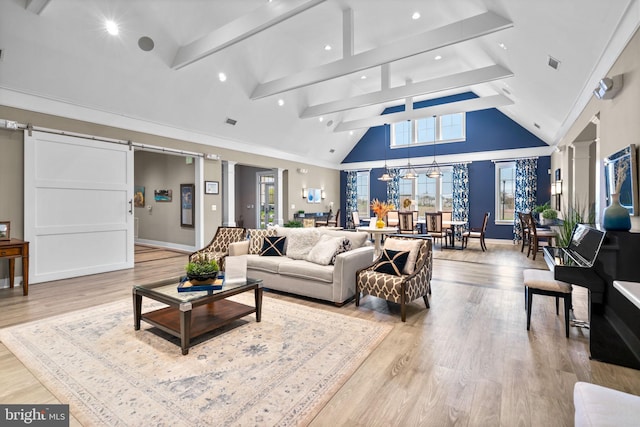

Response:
(491, 156), (538, 163)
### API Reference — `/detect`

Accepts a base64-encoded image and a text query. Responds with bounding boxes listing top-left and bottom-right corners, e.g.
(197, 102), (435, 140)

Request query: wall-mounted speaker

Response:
(593, 74), (623, 100)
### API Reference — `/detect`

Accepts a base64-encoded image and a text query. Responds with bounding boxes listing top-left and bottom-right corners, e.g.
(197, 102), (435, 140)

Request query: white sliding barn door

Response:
(24, 131), (134, 284)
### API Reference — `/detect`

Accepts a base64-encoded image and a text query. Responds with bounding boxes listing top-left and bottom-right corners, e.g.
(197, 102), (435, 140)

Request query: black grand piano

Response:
(543, 225), (640, 370)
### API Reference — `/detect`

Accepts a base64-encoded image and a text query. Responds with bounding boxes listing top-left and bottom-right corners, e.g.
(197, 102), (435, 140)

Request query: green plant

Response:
(284, 220), (303, 228)
(542, 208), (558, 219)
(557, 200), (596, 247)
(533, 201), (551, 213)
(185, 257), (219, 277)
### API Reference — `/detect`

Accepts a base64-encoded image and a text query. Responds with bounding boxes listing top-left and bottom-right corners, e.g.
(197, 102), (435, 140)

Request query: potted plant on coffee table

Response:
(185, 255), (219, 283)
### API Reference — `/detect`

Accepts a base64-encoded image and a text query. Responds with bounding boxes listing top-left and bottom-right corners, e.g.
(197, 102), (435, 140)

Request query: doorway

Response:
(257, 172), (276, 228)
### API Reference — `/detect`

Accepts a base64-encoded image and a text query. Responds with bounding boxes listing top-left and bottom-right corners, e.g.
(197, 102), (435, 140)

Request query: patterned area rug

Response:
(0, 294), (392, 426)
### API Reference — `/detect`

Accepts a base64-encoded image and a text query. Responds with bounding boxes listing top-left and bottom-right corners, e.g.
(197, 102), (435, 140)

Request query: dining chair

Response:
(440, 211), (453, 245)
(398, 212), (419, 234)
(386, 210), (399, 227)
(424, 212), (447, 247)
(327, 209), (340, 227)
(351, 210), (361, 228)
(524, 212), (557, 260)
(461, 212), (490, 251)
(517, 212), (530, 252)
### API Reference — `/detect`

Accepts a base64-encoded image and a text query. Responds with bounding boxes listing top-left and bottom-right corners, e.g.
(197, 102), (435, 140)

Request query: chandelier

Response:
(378, 124), (394, 182)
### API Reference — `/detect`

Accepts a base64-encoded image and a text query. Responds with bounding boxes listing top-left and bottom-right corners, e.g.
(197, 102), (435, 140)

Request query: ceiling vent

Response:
(225, 118), (237, 126)
(548, 56), (560, 70)
(138, 36), (154, 52)
(0, 49), (3, 61)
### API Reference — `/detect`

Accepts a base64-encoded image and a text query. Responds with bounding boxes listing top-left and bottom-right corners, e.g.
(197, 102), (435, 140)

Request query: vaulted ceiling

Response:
(1, 0), (638, 169)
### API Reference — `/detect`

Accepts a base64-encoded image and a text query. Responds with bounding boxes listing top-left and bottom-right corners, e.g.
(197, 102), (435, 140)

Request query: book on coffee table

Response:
(177, 273), (225, 292)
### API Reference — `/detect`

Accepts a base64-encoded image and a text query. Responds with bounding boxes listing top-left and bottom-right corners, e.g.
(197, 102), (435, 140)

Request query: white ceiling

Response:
(1, 0), (638, 169)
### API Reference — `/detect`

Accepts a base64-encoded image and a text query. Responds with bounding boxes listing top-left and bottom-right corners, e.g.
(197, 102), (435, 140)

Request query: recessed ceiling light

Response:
(105, 20), (119, 36)
(412, 12), (421, 20)
(349, 131), (354, 136)
(277, 99), (284, 106)
(360, 75), (367, 80)
(319, 117), (324, 122)
(218, 72), (227, 82)
(324, 44), (332, 51)
(434, 55), (442, 60)
(499, 42), (507, 50)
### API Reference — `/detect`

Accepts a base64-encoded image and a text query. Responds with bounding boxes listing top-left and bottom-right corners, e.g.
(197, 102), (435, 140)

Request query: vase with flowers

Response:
(371, 198), (395, 229)
(603, 157), (632, 231)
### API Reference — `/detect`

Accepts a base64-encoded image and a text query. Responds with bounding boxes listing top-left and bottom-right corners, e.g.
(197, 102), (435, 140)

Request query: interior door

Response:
(24, 131), (134, 284)
(257, 172), (275, 229)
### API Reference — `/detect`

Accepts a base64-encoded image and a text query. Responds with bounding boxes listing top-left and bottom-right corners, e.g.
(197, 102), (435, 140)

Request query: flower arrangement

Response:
(371, 198), (395, 217)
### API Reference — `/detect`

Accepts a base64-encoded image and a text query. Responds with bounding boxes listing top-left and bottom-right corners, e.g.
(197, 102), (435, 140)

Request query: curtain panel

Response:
(386, 168), (401, 210)
(452, 163), (470, 238)
(513, 158), (538, 241)
(345, 171), (358, 229)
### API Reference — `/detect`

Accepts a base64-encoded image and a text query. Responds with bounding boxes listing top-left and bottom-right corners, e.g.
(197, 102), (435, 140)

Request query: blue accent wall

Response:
(339, 92), (552, 239)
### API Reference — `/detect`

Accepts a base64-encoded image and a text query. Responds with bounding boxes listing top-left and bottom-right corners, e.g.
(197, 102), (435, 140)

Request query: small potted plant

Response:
(185, 255), (219, 283)
(541, 208), (558, 226)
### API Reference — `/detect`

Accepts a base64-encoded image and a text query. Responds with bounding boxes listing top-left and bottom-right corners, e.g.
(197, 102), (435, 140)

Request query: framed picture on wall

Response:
(0, 221), (9, 240)
(180, 184), (194, 227)
(204, 181), (219, 195)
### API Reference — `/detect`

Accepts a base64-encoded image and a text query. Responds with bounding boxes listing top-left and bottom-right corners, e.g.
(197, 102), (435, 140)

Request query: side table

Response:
(0, 239), (29, 295)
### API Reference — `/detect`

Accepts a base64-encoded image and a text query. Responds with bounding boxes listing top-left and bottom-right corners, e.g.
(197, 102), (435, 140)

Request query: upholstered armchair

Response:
(355, 236), (433, 322)
(189, 226), (246, 271)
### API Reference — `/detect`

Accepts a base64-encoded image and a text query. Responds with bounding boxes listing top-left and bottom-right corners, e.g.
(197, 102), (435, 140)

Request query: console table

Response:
(0, 239), (29, 295)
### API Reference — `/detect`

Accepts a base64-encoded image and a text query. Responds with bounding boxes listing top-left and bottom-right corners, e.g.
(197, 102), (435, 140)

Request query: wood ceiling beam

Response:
(172, 0), (326, 70)
(301, 65), (513, 118)
(25, 0), (52, 15)
(334, 94), (514, 132)
(251, 11), (513, 99)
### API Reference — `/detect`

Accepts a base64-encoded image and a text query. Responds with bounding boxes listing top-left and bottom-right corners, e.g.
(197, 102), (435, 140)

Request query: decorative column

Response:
(222, 160), (236, 227)
(571, 139), (594, 214)
(275, 168), (284, 226)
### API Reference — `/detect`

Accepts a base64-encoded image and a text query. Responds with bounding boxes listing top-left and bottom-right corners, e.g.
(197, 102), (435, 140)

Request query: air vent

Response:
(138, 36), (154, 52)
(225, 118), (237, 126)
(502, 87), (511, 95)
(0, 49), (3, 61)
(534, 123), (541, 129)
(548, 56), (560, 70)
(329, 148), (335, 153)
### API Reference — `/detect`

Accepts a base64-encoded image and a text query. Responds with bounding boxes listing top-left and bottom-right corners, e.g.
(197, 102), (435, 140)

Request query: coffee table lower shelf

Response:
(141, 299), (256, 345)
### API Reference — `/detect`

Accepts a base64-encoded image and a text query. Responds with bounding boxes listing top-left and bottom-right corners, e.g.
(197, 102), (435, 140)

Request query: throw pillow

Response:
(373, 249), (410, 276)
(330, 238), (352, 265)
(249, 229), (276, 254)
(382, 238), (421, 274)
(260, 236), (286, 256)
(284, 229), (320, 260)
(306, 235), (344, 266)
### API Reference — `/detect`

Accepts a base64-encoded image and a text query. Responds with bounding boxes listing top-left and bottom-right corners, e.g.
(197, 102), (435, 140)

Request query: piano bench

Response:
(523, 269), (572, 338)
(574, 381), (640, 426)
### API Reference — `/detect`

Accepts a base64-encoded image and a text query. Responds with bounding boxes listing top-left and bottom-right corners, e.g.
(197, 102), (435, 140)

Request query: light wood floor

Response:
(2, 241), (640, 426)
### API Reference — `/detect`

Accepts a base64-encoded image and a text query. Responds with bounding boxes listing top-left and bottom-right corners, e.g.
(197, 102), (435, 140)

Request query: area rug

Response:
(0, 294), (392, 426)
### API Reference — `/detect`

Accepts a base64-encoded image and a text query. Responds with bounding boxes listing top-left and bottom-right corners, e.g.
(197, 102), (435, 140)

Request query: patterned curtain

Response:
(386, 168), (401, 209)
(345, 171), (358, 229)
(513, 158), (538, 241)
(452, 163), (469, 239)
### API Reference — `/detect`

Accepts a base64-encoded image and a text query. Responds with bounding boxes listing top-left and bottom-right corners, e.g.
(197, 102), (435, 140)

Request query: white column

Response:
(571, 139), (594, 214)
(223, 161), (237, 227)
(276, 168), (284, 226)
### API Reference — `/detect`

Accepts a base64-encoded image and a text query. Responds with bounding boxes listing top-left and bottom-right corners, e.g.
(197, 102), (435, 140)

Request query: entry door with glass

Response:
(257, 173), (275, 229)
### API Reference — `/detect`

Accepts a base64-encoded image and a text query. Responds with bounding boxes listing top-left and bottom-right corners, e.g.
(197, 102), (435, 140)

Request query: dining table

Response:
(442, 220), (468, 249)
(356, 225), (398, 258)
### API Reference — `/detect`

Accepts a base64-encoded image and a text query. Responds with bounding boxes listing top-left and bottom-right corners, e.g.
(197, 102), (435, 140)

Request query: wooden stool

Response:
(523, 269), (572, 337)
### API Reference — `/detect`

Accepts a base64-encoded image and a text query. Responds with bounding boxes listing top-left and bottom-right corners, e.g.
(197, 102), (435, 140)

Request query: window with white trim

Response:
(391, 113), (465, 147)
(356, 171), (370, 218)
(399, 168), (453, 214)
(495, 162), (516, 223)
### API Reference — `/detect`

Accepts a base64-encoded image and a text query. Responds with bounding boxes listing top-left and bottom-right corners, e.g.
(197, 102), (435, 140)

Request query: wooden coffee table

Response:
(133, 276), (263, 355)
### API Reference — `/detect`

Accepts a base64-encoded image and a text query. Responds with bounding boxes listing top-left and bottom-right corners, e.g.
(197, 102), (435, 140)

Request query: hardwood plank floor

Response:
(2, 241), (640, 426)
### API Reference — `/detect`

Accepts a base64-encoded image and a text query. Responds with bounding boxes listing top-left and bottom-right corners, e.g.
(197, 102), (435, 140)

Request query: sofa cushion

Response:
(260, 236), (286, 256)
(277, 259), (334, 283)
(307, 234), (344, 266)
(383, 238), (421, 275)
(245, 254), (291, 274)
(278, 228), (320, 260)
(248, 229), (277, 255)
(373, 249), (410, 276)
(319, 229), (368, 249)
(330, 238), (352, 265)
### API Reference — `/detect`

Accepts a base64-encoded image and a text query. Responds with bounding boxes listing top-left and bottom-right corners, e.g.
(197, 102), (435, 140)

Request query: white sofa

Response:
(229, 227), (374, 305)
